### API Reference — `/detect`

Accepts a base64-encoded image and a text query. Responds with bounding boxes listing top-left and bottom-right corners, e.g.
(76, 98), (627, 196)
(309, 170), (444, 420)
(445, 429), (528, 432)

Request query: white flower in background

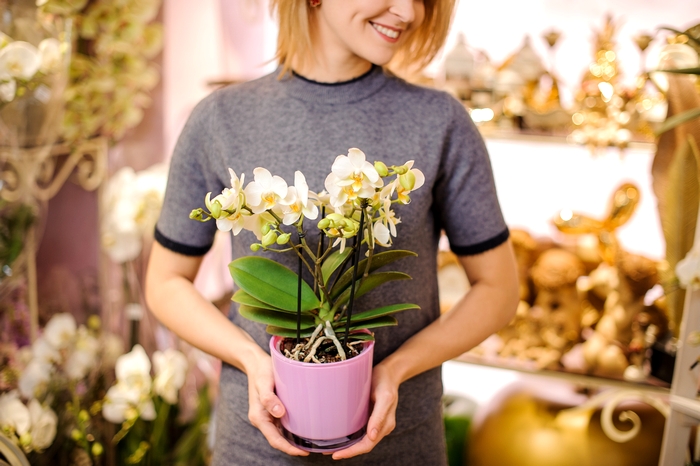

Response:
(27, 400), (57, 452)
(153, 348), (188, 404)
(281, 171), (319, 225)
(65, 327), (99, 379)
(676, 248), (700, 289)
(0, 41), (41, 80)
(325, 148), (383, 208)
(18, 360), (52, 399)
(43, 312), (77, 349)
(0, 75), (16, 102)
(38, 38), (61, 73)
(35, 0), (49, 6)
(244, 167), (289, 214)
(0, 391), (30, 438)
(102, 333), (126, 368)
(102, 345), (156, 423)
(101, 163), (169, 263)
(31, 337), (60, 365)
(0, 32), (11, 48)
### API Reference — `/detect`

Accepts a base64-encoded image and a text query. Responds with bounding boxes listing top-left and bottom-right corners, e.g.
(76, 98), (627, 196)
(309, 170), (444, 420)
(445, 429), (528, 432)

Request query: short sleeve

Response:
(433, 96), (509, 256)
(155, 95), (222, 256)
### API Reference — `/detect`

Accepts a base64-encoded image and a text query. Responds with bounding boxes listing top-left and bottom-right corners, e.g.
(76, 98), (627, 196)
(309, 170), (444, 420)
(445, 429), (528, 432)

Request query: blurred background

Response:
(0, 0), (699, 464)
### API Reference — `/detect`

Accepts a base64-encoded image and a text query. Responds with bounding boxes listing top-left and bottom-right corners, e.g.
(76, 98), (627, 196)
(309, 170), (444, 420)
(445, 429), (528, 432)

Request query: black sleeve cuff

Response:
(450, 228), (510, 256)
(154, 227), (213, 257)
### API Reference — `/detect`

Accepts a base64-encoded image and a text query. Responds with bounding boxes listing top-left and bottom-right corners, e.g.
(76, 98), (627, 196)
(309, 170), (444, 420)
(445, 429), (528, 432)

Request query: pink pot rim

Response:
(270, 332), (374, 369)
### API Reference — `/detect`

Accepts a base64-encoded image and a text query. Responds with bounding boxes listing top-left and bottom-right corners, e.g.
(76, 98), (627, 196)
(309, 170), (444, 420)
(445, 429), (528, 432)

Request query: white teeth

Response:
(371, 23), (400, 39)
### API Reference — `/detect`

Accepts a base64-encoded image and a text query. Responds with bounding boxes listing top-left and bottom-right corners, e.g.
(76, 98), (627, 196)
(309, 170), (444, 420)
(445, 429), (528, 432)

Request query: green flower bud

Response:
(79, 410), (90, 423)
(393, 165), (408, 175)
(400, 171), (416, 191)
(210, 200), (222, 218)
(71, 429), (83, 441)
(262, 230), (278, 247)
(189, 208), (204, 221)
(326, 213), (345, 227)
(250, 243), (262, 252)
(19, 432), (31, 447)
(87, 315), (101, 331)
(374, 161), (388, 177)
(92, 442), (104, 457)
(261, 223), (271, 235)
(317, 217), (331, 229)
(277, 233), (291, 245)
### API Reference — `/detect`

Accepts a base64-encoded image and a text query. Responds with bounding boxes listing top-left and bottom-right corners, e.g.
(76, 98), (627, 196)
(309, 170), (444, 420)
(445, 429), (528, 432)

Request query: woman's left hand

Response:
(331, 363), (399, 460)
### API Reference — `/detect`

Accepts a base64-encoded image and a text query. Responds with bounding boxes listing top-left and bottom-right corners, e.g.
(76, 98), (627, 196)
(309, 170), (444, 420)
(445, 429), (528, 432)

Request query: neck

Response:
(293, 10), (373, 83)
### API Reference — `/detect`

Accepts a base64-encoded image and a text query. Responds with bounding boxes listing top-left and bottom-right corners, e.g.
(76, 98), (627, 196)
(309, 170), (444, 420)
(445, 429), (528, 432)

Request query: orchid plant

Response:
(190, 148), (425, 363)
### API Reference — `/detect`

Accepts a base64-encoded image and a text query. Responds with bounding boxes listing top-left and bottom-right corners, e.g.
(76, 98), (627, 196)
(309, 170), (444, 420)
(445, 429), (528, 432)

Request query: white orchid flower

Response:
(31, 337), (60, 365)
(102, 381), (156, 424)
(38, 38), (61, 73)
(153, 349), (188, 404)
(373, 221), (392, 247)
(0, 41), (41, 80)
(115, 344), (152, 390)
(0, 76), (15, 102)
(18, 360), (52, 399)
(372, 199), (400, 247)
(244, 168), (288, 214)
(242, 211), (276, 241)
(65, 328), (99, 379)
(0, 32), (11, 48)
(281, 171), (319, 225)
(27, 400), (57, 452)
(325, 148), (383, 208)
(395, 161), (425, 204)
(43, 313), (76, 350)
(0, 391), (30, 437)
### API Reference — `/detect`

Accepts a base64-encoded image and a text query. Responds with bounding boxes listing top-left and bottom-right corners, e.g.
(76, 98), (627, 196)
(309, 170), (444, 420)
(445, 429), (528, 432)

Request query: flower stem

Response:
(296, 232), (304, 345)
(343, 205), (366, 349)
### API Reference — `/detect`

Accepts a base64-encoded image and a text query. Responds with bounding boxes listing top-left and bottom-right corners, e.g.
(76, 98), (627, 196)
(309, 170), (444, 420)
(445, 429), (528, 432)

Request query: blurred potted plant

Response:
(190, 148), (424, 452)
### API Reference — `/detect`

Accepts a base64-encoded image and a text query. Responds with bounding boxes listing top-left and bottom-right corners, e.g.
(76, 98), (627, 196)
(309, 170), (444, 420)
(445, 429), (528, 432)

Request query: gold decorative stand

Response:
(0, 138), (108, 340)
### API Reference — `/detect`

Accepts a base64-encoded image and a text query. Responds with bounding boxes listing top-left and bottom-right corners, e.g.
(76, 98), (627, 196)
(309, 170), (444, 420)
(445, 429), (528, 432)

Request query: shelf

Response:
(453, 352), (671, 395)
(670, 395), (700, 419)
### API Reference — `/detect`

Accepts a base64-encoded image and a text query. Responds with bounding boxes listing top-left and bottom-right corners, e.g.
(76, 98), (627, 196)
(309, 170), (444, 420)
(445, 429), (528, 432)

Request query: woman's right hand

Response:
(245, 352), (310, 457)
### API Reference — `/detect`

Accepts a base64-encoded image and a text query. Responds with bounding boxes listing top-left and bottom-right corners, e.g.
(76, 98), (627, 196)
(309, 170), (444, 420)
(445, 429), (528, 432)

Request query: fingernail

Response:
(272, 404), (281, 416)
(371, 428), (378, 440)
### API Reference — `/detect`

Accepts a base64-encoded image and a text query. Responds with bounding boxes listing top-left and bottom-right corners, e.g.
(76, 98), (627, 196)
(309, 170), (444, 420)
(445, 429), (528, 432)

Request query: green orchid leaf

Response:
(346, 333), (375, 342)
(334, 316), (399, 332)
(265, 326), (316, 338)
(321, 249), (352, 285)
(334, 271), (412, 307)
(330, 250), (417, 299)
(339, 303), (420, 323)
(231, 290), (312, 314)
(229, 256), (320, 312)
(652, 67), (700, 75)
(238, 305), (316, 330)
(656, 107), (700, 135)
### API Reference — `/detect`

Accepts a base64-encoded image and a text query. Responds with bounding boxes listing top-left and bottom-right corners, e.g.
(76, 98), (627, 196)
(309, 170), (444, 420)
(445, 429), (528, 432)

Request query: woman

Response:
(145, 0), (519, 464)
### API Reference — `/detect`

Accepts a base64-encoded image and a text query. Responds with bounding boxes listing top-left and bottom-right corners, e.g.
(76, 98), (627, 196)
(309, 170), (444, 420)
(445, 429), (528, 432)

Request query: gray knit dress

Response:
(155, 65), (509, 465)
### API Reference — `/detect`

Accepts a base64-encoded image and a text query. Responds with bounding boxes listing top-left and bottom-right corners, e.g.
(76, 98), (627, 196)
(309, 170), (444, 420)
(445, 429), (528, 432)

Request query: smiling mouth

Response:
(370, 22), (401, 40)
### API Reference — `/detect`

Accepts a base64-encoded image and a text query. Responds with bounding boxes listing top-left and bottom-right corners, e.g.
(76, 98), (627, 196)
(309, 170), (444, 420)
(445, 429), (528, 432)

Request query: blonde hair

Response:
(269, 0), (457, 77)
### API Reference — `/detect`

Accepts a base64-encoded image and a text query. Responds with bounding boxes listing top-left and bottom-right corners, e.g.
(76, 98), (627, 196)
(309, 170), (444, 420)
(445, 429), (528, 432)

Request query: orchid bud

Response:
(317, 217), (331, 229)
(210, 200), (222, 218)
(79, 410), (90, 423)
(400, 171), (416, 191)
(19, 432), (31, 447)
(71, 429), (83, 441)
(92, 442), (104, 457)
(189, 208), (204, 221)
(262, 223), (271, 235)
(87, 314), (101, 331)
(250, 243), (262, 252)
(262, 230), (278, 247)
(374, 161), (388, 177)
(277, 233), (291, 245)
(393, 165), (408, 175)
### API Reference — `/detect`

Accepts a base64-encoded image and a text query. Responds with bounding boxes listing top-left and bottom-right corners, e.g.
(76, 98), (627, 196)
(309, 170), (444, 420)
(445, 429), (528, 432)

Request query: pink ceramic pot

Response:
(269, 334), (374, 453)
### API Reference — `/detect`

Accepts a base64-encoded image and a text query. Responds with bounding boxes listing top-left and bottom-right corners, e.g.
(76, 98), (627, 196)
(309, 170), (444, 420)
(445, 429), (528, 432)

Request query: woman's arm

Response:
(144, 242), (309, 456)
(332, 239), (519, 460)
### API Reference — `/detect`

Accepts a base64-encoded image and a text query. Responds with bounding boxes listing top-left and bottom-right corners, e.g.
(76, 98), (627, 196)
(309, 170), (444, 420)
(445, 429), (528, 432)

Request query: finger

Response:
(331, 435), (377, 460)
(366, 389), (397, 442)
(256, 418), (309, 456)
(258, 389), (286, 419)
